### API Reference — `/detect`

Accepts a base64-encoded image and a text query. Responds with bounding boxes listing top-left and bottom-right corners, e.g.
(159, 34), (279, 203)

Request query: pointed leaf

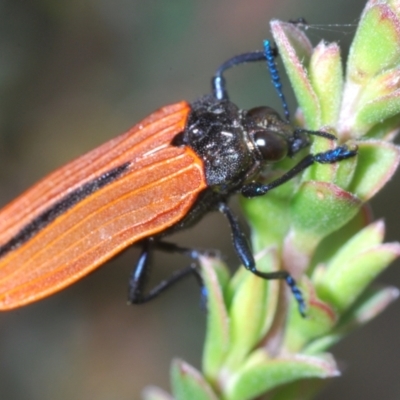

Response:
(349, 285), (400, 324)
(317, 242), (400, 311)
(365, 113), (400, 140)
(288, 181), (361, 256)
(347, 3), (400, 83)
(312, 205), (373, 268)
(200, 256), (231, 383)
(356, 90), (400, 133)
(339, 3), (400, 136)
(303, 334), (344, 355)
(171, 360), (219, 400)
(349, 140), (400, 201)
(306, 286), (400, 354)
(225, 351), (339, 400)
(291, 181), (361, 238)
(339, 285), (400, 330)
(360, 67), (400, 102)
(256, 250), (281, 337)
(309, 41), (343, 126)
(270, 20), (320, 129)
(224, 251), (276, 371)
(322, 220), (385, 273)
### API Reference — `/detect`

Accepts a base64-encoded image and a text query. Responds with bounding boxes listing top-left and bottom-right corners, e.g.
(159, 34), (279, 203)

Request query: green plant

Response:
(143, 1), (400, 399)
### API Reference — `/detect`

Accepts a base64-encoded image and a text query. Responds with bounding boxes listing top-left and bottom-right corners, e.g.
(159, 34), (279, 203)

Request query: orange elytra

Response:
(0, 102), (208, 309)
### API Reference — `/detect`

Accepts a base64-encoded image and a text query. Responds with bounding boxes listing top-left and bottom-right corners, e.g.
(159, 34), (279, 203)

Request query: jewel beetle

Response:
(0, 40), (357, 314)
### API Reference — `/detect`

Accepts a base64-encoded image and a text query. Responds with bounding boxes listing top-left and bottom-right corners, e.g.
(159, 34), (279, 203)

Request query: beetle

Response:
(0, 40), (357, 314)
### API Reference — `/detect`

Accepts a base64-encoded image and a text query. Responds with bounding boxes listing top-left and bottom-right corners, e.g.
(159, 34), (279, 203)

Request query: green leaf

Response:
(225, 351), (339, 400)
(303, 334), (344, 355)
(348, 140), (400, 201)
(357, 95), (400, 134)
(338, 285), (400, 330)
(365, 113), (400, 140)
(171, 360), (219, 400)
(339, 2), (400, 137)
(347, 3), (400, 84)
(321, 220), (385, 271)
(228, 248), (281, 339)
(360, 67), (400, 103)
(288, 181), (361, 257)
(270, 20), (320, 129)
(348, 285), (400, 324)
(309, 42), (343, 126)
(291, 182), (361, 238)
(316, 241), (400, 311)
(312, 205), (372, 269)
(305, 286), (400, 354)
(224, 251), (276, 371)
(201, 256), (231, 383)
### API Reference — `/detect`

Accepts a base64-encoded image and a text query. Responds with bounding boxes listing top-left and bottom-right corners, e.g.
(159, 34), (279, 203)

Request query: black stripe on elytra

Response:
(0, 162), (130, 259)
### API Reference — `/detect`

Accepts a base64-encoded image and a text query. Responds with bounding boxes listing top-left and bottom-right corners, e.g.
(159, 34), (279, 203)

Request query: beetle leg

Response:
(217, 202), (306, 316)
(128, 239), (204, 305)
(241, 144), (358, 198)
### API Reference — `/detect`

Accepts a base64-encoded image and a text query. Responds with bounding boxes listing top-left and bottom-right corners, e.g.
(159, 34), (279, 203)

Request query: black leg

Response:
(128, 238), (203, 304)
(217, 202), (306, 316)
(241, 144), (358, 198)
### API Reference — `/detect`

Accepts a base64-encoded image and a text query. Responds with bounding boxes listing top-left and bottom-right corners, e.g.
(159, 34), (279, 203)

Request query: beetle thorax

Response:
(184, 96), (259, 194)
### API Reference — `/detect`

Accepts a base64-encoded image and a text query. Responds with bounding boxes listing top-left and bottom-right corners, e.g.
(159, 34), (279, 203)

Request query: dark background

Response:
(0, 1), (399, 399)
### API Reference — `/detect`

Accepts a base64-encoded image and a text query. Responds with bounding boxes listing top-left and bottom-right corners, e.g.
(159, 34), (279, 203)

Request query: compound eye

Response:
(246, 106), (282, 126)
(253, 130), (288, 162)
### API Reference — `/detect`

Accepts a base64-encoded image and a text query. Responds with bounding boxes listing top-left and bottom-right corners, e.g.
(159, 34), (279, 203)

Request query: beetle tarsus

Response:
(285, 275), (306, 317)
(314, 144), (358, 163)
